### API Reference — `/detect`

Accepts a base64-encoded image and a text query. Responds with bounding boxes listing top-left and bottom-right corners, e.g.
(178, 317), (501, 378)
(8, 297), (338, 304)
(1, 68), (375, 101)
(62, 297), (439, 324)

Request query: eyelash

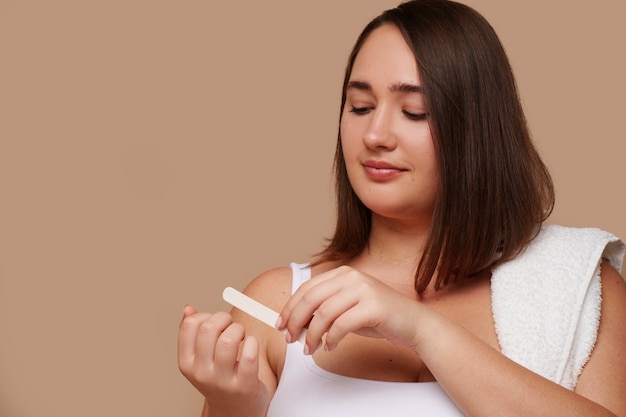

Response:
(403, 110), (429, 121)
(349, 107), (429, 121)
(349, 106), (371, 115)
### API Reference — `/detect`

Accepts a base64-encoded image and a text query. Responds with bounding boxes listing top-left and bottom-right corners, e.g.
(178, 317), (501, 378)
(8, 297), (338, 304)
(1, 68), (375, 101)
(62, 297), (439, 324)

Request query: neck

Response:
(367, 214), (431, 262)
(349, 214), (432, 295)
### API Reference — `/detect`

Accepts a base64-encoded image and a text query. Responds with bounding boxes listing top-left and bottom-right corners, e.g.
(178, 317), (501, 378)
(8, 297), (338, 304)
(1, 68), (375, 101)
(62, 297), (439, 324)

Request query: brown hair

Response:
(314, 0), (554, 293)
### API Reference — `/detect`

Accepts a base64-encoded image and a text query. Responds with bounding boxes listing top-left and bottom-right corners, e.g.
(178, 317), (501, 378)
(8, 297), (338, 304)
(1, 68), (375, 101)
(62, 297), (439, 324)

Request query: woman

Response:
(178, 1), (626, 416)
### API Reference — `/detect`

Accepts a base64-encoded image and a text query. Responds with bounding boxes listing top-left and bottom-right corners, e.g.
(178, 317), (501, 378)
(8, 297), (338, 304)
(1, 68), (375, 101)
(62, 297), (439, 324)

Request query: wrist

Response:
(204, 387), (270, 417)
(407, 302), (446, 354)
(206, 402), (267, 417)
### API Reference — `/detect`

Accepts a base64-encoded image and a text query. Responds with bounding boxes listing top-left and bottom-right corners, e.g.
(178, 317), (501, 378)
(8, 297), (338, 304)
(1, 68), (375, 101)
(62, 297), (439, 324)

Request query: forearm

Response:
(416, 311), (617, 417)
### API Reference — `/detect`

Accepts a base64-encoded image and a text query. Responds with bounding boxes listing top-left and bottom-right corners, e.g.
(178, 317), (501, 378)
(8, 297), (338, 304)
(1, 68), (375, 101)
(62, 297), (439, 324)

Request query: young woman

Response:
(178, 1), (626, 416)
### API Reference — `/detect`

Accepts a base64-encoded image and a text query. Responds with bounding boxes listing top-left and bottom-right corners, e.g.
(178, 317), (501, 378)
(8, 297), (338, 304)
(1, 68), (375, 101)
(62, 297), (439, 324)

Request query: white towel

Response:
(491, 224), (624, 389)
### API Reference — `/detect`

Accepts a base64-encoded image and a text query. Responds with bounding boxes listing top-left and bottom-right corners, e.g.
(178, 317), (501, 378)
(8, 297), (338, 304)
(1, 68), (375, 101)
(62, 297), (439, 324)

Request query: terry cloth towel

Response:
(491, 224), (624, 390)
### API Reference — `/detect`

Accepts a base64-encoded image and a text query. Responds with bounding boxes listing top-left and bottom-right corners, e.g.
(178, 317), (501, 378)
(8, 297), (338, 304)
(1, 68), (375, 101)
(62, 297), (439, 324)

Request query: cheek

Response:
(423, 143), (438, 173)
(404, 131), (440, 189)
(404, 126), (436, 164)
(423, 146), (441, 194)
(339, 118), (358, 157)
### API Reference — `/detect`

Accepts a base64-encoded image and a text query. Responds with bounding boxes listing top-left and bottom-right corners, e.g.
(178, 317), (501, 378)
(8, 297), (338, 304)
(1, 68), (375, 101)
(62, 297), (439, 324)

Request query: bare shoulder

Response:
(241, 266), (294, 312)
(229, 265), (293, 333)
(597, 260), (626, 321)
(575, 260), (626, 416)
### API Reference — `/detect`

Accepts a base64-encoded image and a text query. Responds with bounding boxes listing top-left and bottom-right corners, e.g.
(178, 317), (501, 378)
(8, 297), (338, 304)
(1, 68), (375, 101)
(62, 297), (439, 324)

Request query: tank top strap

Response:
(289, 262), (311, 295)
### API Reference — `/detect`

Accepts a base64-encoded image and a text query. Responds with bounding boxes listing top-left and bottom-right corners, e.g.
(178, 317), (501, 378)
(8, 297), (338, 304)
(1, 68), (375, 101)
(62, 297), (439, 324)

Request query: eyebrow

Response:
(346, 80), (424, 94)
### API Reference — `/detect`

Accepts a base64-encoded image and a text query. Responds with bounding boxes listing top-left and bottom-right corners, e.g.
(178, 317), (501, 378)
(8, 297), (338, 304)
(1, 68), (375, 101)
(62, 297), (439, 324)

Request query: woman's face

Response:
(340, 24), (440, 223)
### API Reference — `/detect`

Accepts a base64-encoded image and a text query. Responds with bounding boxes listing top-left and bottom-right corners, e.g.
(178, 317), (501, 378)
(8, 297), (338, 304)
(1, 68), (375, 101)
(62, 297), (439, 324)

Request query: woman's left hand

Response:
(276, 265), (426, 354)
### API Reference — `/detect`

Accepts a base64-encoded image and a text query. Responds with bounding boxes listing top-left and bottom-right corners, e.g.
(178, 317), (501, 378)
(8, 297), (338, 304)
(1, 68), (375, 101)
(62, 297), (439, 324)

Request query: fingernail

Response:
(275, 316), (283, 329)
(285, 332), (292, 344)
(303, 344), (310, 356)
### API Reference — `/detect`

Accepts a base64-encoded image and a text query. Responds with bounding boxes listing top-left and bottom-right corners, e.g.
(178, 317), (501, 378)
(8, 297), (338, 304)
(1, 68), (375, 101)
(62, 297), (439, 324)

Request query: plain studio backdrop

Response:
(0, 1), (624, 416)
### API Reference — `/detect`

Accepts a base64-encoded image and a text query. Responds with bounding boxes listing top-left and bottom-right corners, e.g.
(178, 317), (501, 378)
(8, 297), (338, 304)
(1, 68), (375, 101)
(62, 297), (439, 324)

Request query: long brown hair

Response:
(314, 0), (554, 293)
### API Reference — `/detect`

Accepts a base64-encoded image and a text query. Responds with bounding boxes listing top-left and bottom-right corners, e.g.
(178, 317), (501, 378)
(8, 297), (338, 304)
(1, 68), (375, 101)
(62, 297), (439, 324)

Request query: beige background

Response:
(0, 1), (624, 416)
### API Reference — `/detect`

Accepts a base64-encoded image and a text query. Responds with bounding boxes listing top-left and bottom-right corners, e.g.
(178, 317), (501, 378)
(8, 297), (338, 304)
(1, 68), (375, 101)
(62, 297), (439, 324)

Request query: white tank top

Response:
(266, 263), (465, 417)
(267, 225), (624, 416)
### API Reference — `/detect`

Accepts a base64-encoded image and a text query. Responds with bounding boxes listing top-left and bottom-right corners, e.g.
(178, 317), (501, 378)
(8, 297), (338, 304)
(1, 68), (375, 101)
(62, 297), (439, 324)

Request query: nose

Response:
(362, 107), (397, 150)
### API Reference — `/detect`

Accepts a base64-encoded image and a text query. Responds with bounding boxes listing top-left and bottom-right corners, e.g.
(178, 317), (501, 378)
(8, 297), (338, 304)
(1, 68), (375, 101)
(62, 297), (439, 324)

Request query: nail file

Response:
(222, 287), (306, 344)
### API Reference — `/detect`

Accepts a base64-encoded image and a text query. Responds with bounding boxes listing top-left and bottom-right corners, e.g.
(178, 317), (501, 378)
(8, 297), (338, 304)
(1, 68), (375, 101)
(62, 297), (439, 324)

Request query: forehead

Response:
(350, 24), (421, 85)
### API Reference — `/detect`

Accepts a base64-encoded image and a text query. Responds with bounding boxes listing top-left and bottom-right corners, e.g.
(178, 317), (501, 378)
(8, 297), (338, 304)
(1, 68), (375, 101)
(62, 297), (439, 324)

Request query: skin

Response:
(340, 26), (439, 228)
(178, 24), (626, 417)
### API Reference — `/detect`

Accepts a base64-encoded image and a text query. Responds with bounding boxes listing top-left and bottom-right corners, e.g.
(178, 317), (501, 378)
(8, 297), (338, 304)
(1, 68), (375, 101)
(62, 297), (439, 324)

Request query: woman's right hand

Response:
(178, 306), (271, 417)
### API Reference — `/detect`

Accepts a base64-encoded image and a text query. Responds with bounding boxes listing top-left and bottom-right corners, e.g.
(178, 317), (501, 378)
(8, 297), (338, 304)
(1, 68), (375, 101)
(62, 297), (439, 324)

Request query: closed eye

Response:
(403, 110), (429, 121)
(350, 106), (373, 115)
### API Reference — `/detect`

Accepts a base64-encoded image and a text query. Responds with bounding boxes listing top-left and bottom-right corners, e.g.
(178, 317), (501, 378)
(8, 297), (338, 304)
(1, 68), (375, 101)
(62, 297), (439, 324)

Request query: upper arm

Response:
(575, 260), (626, 416)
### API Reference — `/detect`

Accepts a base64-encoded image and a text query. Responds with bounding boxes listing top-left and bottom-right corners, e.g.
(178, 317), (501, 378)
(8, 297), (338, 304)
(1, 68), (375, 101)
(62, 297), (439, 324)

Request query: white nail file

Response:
(222, 287), (306, 344)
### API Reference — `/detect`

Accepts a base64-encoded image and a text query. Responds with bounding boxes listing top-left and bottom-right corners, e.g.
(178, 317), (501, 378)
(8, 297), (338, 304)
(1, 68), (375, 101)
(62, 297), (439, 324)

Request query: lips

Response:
(362, 159), (406, 180)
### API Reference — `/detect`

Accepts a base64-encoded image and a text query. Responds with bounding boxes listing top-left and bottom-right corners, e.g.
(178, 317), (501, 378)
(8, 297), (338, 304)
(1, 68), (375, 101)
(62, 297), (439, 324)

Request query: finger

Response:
(182, 304), (197, 320)
(236, 335), (260, 383)
(304, 289), (358, 354)
(323, 305), (370, 351)
(213, 322), (246, 376)
(284, 278), (342, 344)
(178, 311), (214, 372)
(194, 312), (234, 370)
(279, 266), (345, 323)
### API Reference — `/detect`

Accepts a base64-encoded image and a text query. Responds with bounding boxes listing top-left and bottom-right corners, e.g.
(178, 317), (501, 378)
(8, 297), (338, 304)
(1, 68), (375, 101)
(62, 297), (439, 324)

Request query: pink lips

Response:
(362, 160), (406, 181)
